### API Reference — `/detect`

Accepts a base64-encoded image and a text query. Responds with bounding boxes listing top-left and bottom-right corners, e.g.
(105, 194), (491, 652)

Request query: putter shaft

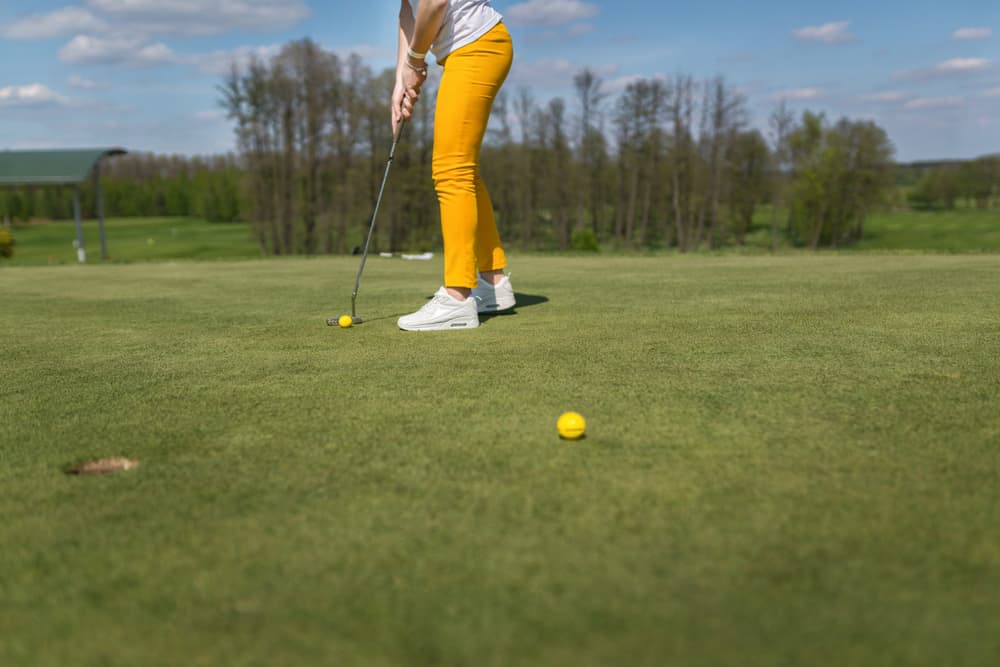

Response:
(351, 120), (405, 321)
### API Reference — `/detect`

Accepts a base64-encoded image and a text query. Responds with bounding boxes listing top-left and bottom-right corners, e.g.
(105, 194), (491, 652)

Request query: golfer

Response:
(394, 0), (515, 331)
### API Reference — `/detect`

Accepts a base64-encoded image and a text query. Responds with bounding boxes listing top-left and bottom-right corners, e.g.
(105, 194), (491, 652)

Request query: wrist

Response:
(404, 59), (428, 77)
(407, 46), (427, 61)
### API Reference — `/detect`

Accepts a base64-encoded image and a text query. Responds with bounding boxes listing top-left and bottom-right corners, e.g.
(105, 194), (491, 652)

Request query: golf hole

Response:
(65, 457), (140, 476)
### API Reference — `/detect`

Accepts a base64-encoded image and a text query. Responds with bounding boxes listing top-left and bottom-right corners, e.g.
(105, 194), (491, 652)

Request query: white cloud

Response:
(937, 57), (992, 73)
(1, 1), (310, 41)
(604, 74), (650, 95)
(984, 87), (1000, 98)
(904, 96), (964, 110)
(67, 75), (111, 90)
(84, 0), (311, 36)
(0, 84), (68, 108)
(510, 58), (616, 88)
(568, 23), (594, 37)
(896, 57), (994, 80)
(792, 21), (854, 44)
(0, 7), (107, 39)
(862, 91), (911, 103)
(771, 87), (825, 101)
(329, 44), (390, 63)
(952, 27), (992, 41)
(187, 44), (282, 75)
(59, 34), (177, 67)
(506, 0), (600, 27)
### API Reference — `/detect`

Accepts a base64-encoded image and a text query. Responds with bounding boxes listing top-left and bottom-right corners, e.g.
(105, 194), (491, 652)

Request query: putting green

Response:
(2, 254), (999, 666)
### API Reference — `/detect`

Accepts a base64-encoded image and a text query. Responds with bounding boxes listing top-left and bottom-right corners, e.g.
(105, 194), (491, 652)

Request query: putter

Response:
(327, 119), (405, 327)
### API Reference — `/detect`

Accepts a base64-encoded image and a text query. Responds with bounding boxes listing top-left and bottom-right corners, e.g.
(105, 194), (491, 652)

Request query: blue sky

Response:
(1, 0), (997, 161)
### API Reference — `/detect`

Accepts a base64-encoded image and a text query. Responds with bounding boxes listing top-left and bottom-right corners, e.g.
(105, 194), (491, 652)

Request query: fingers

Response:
(392, 67), (425, 126)
(399, 88), (420, 120)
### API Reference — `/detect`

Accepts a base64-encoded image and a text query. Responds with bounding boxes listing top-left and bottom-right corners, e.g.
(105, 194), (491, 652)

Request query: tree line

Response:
(217, 39), (901, 254)
(8, 38), (995, 254)
(0, 154), (241, 224)
(902, 156), (1000, 210)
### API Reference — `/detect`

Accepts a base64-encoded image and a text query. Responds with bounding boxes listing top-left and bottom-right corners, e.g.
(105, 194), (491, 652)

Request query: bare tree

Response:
(667, 75), (696, 251)
(696, 77), (747, 249)
(574, 68), (609, 239)
(767, 100), (795, 252)
(512, 87), (537, 246)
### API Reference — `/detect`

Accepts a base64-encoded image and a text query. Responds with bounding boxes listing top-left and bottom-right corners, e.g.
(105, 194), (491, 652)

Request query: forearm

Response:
(395, 0), (442, 125)
(409, 0), (447, 57)
(398, 1), (415, 79)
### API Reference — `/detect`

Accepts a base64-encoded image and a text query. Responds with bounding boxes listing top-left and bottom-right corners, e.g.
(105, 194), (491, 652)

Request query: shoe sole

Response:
(477, 303), (516, 314)
(398, 318), (480, 331)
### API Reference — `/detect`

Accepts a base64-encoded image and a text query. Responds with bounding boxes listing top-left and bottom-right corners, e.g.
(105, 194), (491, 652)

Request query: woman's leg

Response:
(433, 23), (513, 299)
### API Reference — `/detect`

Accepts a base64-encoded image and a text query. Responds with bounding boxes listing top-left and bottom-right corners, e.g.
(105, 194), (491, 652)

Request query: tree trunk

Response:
(624, 164), (639, 249)
(672, 165), (686, 252)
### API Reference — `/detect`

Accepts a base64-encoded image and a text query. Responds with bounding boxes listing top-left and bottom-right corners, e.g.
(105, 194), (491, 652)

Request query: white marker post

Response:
(73, 188), (86, 263)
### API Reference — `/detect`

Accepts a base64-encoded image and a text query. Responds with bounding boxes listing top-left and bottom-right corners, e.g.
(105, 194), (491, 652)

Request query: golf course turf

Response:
(2, 254), (999, 666)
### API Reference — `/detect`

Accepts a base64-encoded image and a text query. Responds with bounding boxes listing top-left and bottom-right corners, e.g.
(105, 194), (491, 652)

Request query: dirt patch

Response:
(66, 458), (140, 476)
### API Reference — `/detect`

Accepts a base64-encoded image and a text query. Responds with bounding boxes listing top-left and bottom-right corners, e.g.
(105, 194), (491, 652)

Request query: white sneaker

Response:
(398, 287), (480, 331)
(471, 273), (516, 313)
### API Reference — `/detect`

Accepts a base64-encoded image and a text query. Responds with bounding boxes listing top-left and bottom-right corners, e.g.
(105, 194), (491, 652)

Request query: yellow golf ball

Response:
(338, 314), (353, 328)
(557, 411), (586, 440)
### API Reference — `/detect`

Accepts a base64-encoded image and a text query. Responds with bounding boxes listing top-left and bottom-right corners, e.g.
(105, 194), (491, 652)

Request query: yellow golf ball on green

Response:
(338, 314), (353, 328)
(557, 411), (586, 440)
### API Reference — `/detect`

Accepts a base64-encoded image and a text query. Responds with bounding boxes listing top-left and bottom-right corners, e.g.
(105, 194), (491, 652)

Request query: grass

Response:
(2, 254), (1000, 666)
(857, 208), (1000, 252)
(3, 206), (999, 268)
(3, 216), (259, 265)
(741, 206), (1000, 253)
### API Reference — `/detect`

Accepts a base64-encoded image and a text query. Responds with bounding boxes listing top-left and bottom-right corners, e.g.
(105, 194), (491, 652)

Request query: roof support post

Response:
(94, 162), (108, 260)
(73, 187), (85, 263)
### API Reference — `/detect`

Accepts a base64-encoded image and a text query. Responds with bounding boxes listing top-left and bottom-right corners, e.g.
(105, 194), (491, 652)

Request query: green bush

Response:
(0, 227), (14, 258)
(571, 228), (600, 252)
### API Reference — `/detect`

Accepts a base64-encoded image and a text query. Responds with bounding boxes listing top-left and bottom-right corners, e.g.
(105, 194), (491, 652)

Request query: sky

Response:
(0, 0), (998, 162)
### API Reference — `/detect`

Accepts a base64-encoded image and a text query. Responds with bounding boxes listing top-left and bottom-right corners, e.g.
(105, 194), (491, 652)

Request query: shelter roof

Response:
(0, 148), (127, 186)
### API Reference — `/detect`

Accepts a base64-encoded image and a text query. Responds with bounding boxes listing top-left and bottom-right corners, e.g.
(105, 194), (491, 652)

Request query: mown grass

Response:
(3, 206), (999, 268)
(741, 206), (1000, 253)
(2, 254), (999, 666)
(3, 217), (259, 265)
(856, 208), (1000, 252)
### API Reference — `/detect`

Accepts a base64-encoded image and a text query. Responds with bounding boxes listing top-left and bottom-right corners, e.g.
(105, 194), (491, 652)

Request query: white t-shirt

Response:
(410, 0), (503, 61)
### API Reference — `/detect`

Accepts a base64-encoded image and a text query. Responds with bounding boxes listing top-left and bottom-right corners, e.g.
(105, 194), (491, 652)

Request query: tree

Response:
(697, 77), (747, 249)
(788, 112), (895, 248)
(959, 157), (998, 208)
(728, 130), (770, 245)
(542, 98), (573, 250)
(574, 68), (609, 240)
(614, 78), (667, 249)
(768, 100), (795, 252)
(666, 75), (697, 251)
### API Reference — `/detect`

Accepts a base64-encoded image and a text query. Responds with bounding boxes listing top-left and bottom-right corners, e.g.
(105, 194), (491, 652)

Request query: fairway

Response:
(2, 254), (1000, 666)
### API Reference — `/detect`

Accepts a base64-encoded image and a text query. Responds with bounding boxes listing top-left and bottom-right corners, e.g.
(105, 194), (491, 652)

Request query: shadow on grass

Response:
(479, 292), (549, 326)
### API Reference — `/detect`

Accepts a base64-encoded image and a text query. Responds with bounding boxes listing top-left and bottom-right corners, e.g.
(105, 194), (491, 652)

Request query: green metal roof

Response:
(0, 148), (127, 186)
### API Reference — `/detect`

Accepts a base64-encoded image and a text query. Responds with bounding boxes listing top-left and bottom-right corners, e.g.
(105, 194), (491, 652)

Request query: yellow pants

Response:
(433, 22), (513, 288)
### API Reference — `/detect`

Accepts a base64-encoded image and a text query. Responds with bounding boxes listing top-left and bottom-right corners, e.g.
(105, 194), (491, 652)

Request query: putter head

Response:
(351, 316), (363, 325)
